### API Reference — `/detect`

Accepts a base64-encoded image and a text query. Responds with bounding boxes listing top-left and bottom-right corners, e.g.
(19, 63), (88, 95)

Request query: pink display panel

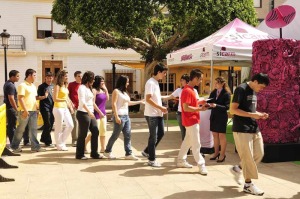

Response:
(252, 39), (300, 144)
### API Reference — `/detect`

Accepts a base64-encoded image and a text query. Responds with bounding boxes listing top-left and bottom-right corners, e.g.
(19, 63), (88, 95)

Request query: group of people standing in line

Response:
(2, 63), (271, 196)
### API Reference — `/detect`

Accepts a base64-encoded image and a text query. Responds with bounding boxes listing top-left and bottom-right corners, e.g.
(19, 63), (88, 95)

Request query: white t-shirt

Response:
(115, 89), (130, 115)
(172, 87), (200, 112)
(144, 77), (163, 117)
(78, 85), (94, 113)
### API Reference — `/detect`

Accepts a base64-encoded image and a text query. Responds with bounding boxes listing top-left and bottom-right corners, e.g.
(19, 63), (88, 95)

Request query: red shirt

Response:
(181, 85), (200, 127)
(68, 81), (81, 109)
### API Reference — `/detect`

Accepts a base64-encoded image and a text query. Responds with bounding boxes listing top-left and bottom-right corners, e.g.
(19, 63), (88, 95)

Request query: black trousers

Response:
(76, 111), (99, 158)
(6, 108), (17, 143)
(40, 109), (54, 145)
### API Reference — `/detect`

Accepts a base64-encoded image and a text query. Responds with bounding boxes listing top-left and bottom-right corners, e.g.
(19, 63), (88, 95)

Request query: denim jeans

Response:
(105, 115), (132, 156)
(144, 116), (165, 161)
(11, 111), (40, 150)
(176, 112), (186, 141)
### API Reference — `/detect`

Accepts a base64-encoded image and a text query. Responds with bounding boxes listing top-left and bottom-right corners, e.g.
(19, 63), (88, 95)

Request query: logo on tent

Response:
(181, 54), (193, 61)
(217, 47), (236, 57)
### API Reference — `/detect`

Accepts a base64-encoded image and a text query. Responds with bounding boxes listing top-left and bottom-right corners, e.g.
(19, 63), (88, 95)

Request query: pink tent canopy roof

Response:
(167, 18), (276, 66)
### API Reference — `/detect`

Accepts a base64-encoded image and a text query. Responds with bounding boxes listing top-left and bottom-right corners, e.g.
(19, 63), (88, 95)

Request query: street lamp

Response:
(0, 29), (10, 82)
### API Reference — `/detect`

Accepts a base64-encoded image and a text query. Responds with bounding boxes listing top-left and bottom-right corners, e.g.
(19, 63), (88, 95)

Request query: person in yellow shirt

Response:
(53, 70), (74, 151)
(10, 69), (46, 152)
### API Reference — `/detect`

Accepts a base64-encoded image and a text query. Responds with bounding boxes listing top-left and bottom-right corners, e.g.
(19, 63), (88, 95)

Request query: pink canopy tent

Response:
(167, 18), (276, 67)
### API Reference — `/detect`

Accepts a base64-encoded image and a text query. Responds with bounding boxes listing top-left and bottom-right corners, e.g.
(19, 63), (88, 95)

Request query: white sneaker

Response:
(141, 151), (149, 157)
(230, 165), (243, 185)
(148, 160), (161, 167)
(104, 152), (116, 159)
(12, 147), (22, 153)
(125, 154), (139, 160)
(198, 164), (208, 175)
(243, 183), (264, 196)
(177, 160), (193, 168)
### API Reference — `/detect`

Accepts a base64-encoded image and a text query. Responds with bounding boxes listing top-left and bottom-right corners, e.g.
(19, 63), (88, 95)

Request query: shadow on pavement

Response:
(163, 186), (242, 199)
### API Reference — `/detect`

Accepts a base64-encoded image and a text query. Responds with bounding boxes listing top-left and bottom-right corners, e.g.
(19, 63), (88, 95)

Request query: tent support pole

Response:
(210, 60), (214, 91)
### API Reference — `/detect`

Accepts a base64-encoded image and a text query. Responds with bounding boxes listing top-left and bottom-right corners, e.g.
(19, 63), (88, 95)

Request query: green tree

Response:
(52, 0), (257, 78)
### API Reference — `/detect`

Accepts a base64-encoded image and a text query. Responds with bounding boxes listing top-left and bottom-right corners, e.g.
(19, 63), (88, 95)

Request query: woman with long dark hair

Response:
(75, 71), (103, 160)
(104, 75), (143, 160)
(85, 76), (109, 153)
(208, 76), (231, 163)
(53, 70), (74, 151)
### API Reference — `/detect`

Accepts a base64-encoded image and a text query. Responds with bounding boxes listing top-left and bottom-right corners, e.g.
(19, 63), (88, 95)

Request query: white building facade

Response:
(0, 0), (142, 96)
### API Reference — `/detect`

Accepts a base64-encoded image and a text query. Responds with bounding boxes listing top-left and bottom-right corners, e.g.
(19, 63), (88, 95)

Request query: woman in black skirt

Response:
(208, 77), (231, 163)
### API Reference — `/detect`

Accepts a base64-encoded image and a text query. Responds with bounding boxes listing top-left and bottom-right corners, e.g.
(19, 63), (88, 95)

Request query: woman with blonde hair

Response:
(53, 70), (74, 151)
(208, 76), (231, 163)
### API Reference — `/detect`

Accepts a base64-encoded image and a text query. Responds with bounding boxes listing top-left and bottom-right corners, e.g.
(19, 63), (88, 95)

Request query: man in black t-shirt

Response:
(37, 72), (54, 147)
(230, 73), (269, 196)
(3, 70), (20, 143)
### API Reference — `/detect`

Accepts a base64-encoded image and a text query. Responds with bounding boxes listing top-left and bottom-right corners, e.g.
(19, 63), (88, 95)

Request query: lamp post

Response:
(0, 29), (10, 82)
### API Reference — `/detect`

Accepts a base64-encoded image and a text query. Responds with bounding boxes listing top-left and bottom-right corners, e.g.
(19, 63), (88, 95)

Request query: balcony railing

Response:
(0, 35), (26, 50)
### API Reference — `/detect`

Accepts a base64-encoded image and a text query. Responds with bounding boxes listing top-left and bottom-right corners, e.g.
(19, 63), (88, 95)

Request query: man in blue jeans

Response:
(142, 63), (168, 167)
(11, 69), (46, 153)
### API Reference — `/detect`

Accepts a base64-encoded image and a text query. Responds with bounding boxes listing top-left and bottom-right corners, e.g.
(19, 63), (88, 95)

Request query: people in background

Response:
(85, 76), (109, 153)
(142, 63), (168, 167)
(76, 71), (103, 160)
(230, 73), (270, 196)
(68, 71), (82, 147)
(104, 75), (143, 160)
(208, 77), (231, 163)
(176, 69), (208, 175)
(11, 69), (46, 153)
(53, 70), (74, 151)
(38, 71), (55, 148)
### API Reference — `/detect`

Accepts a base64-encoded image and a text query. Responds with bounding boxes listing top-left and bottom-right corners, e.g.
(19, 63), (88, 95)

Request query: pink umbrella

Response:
(265, 5), (296, 38)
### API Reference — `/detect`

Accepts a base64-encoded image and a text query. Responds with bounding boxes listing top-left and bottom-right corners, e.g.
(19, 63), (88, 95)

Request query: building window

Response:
(36, 17), (67, 39)
(254, 0), (262, 8)
(159, 73), (176, 92)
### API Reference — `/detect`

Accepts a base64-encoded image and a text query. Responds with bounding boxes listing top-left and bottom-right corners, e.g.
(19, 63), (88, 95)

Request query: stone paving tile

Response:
(1, 120), (300, 199)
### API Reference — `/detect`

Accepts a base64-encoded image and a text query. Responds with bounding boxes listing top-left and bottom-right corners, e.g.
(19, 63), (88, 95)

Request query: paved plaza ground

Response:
(1, 118), (300, 199)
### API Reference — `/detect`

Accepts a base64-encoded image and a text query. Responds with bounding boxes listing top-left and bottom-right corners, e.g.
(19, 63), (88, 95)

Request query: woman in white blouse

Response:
(75, 71), (104, 160)
(104, 75), (143, 160)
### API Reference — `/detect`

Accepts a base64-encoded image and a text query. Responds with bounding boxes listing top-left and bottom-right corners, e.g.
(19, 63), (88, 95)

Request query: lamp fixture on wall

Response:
(51, 54), (54, 60)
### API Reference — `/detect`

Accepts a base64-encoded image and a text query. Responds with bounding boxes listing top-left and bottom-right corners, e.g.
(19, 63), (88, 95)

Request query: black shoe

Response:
(0, 158), (18, 169)
(0, 175), (15, 182)
(217, 155), (226, 163)
(2, 147), (21, 156)
(209, 153), (220, 160)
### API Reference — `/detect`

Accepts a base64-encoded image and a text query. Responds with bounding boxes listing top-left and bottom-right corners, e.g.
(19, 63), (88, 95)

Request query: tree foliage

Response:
(52, 0), (258, 66)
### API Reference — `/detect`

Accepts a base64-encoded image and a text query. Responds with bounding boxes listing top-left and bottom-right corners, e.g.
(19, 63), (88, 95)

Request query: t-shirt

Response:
(181, 85), (200, 127)
(232, 83), (259, 133)
(144, 77), (163, 117)
(17, 81), (37, 111)
(68, 81), (81, 109)
(3, 80), (17, 109)
(172, 87), (200, 113)
(37, 82), (54, 111)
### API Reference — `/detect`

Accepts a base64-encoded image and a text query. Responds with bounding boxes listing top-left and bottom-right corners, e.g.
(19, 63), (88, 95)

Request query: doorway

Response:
(42, 60), (63, 81)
